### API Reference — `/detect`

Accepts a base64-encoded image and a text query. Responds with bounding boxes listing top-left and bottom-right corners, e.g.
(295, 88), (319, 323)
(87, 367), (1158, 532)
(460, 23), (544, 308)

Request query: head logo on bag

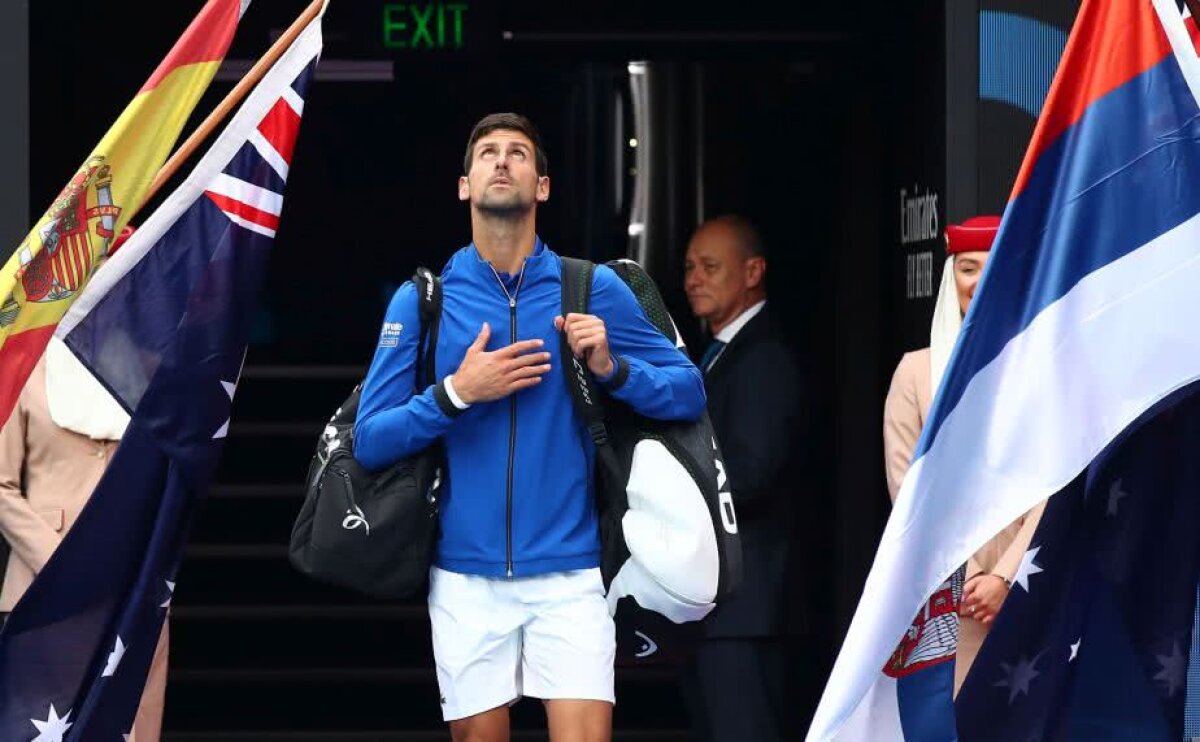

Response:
(634, 630), (659, 658)
(571, 354), (594, 407)
(341, 504), (370, 534)
(713, 439), (737, 535)
(321, 426), (341, 456)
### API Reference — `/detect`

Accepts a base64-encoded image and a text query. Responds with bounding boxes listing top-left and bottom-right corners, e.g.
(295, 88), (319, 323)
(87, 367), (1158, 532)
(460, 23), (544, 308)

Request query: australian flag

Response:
(956, 389), (1200, 739)
(809, 0), (1200, 739)
(0, 15), (322, 741)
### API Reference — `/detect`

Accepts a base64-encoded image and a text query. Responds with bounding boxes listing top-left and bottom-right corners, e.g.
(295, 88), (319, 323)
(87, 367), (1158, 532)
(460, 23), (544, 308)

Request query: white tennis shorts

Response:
(427, 566), (616, 721)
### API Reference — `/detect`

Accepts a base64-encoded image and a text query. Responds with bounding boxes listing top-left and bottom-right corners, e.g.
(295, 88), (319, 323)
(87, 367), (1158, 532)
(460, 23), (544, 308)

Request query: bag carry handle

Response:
(558, 257), (603, 437)
(558, 257), (623, 479)
(413, 267), (442, 390)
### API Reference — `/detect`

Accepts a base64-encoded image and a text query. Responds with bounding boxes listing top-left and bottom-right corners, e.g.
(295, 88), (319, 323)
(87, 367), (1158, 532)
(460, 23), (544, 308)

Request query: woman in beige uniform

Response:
(883, 215), (1044, 694)
(0, 231), (168, 741)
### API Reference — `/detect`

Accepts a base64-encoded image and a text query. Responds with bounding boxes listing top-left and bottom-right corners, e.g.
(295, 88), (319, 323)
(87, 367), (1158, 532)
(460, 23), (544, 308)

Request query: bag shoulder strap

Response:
(558, 257), (612, 450)
(412, 267), (443, 391)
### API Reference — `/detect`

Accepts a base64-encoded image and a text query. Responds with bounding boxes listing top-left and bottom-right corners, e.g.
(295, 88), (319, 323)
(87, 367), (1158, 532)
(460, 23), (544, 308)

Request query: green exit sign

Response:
(383, 3), (468, 50)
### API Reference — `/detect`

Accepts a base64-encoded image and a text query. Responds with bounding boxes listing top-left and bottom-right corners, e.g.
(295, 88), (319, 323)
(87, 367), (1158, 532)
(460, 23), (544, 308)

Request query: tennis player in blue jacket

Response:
(355, 112), (705, 741)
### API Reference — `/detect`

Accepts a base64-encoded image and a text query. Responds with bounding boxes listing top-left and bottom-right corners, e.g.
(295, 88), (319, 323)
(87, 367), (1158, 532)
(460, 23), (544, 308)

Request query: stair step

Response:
(186, 544), (289, 558)
(165, 672), (690, 732)
(210, 484), (306, 499)
(166, 731), (691, 741)
(170, 610), (429, 670)
(216, 432), (315, 484)
(229, 365), (361, 423)
(171, 604), (422, 620)
(172, 668), (437, 682)
(170, 666), (676, 685)
(174, 551), (399, 605)
(229, 422), (327, 436)
(241, 365), (365, 380)
(191, 495), (301, 545)
(164, 674), (434, 730)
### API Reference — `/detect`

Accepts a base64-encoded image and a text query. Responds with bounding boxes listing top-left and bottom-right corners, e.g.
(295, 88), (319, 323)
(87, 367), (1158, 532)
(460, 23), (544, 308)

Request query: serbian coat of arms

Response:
(883, 568), (965, 678)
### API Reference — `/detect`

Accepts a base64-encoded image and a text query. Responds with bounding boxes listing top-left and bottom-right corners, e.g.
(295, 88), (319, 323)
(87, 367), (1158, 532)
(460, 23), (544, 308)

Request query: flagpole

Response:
(142, 0), (327, 207)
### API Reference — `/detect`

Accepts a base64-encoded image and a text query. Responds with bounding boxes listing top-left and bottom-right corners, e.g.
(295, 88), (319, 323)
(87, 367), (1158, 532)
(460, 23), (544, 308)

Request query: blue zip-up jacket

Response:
(354, 239), (707, 578)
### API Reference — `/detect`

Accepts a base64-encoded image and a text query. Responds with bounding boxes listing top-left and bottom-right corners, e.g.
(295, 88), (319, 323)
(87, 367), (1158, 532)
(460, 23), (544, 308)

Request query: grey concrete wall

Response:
(0, 1), (29, 258)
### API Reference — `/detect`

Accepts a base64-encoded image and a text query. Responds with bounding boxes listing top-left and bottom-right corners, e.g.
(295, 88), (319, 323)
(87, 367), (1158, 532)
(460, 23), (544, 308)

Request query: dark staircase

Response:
(163, 363), (694, 741)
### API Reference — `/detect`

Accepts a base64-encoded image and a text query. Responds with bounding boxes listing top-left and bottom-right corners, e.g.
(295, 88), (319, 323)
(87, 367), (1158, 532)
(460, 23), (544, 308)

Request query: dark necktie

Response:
(699, 339), (726, 373)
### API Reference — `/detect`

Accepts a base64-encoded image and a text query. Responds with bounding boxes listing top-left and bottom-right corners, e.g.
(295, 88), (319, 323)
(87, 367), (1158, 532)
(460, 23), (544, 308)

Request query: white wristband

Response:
(443, 376), (471, 410)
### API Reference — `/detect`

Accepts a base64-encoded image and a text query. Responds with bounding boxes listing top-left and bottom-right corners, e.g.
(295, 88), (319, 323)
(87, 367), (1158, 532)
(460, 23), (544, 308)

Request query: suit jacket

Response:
(699, 308), (804, 638)
(0, 356), (168, 742)
(883, 348), (1044, 692)
(0, 357), (118, 612)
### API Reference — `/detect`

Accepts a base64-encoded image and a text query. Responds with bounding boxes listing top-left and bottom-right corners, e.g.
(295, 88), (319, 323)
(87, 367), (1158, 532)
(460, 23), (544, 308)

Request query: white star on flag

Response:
(102, 636), (126, 677)
(1069, 638), (1081, 662)
(1012, 546), (1044, 592)
(213, 380), (238, 439)
(1106, 478), (1129, 517)
(161, 579), (176, 609)
(1154, 640), (1186, 697)
(30, 704), (72, 742)
(995, 653), (1043, 704)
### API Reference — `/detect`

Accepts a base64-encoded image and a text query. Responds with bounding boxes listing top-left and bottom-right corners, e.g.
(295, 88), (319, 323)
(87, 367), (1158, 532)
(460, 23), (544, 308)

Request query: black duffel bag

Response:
(289, 268), (444, 599)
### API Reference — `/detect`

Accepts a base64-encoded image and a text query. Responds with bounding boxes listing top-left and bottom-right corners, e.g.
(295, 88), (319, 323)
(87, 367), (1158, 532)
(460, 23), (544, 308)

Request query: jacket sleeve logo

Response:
(379, 321), (404, 347)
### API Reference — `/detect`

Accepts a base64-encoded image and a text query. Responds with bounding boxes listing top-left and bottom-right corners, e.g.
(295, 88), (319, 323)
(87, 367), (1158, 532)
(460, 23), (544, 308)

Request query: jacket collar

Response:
(713, 300), (767, 344)
(705, 307), (772, 379)
(462, 235), (555, 282)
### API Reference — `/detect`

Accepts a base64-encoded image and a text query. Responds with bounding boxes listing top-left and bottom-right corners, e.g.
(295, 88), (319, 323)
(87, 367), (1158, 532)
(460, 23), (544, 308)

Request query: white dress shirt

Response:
(705, 300), (766, 371)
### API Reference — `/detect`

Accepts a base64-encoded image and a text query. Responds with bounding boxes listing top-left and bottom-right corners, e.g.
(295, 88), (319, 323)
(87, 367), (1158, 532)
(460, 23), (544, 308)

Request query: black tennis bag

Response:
(559, 257), (743, 665)
(289, 268), (444, 599)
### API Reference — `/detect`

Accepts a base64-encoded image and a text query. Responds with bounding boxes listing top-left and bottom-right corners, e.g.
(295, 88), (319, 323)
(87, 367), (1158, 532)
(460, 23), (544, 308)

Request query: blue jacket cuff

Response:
(432, 381), (468, 418)
(600, 355), (629, 391)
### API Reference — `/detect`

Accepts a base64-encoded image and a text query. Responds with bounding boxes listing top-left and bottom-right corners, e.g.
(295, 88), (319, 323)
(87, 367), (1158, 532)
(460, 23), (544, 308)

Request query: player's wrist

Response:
(448, 373), (476, 405)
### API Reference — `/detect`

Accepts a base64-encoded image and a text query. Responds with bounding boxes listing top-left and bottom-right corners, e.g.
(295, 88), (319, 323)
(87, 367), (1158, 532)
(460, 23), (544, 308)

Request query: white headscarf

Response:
(45, 335), (130, 442)
(929, 257), (962, 398)
(929, 215), (1002, 397)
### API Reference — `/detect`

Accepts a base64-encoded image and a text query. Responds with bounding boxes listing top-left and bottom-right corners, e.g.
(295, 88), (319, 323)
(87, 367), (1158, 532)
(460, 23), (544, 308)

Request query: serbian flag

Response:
(0, 9), (321, 739)
(809, 0), (1200, 738)
(0, 0), (249, 428)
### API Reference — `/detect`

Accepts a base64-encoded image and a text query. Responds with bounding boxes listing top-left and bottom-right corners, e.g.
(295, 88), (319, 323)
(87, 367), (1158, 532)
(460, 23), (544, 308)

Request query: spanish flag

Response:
(0, 0), (248, 423)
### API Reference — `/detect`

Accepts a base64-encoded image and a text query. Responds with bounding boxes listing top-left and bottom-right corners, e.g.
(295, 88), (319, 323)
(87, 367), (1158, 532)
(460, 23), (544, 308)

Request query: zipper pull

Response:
(509, 297), (516, 309)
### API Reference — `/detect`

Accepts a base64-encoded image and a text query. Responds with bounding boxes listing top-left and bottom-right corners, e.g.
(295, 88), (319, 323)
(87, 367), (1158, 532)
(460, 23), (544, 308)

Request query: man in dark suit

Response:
(681, 215), (804, 741)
